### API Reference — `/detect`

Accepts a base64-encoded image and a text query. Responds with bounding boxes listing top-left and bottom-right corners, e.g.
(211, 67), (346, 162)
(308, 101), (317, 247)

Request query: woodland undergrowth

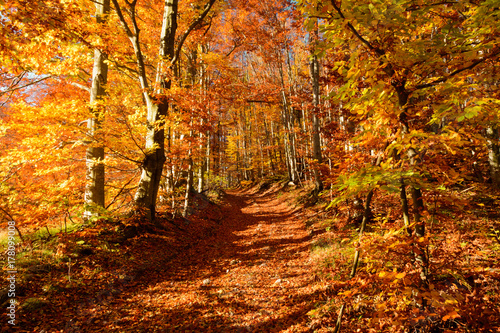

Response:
(304, 182), (500, 333)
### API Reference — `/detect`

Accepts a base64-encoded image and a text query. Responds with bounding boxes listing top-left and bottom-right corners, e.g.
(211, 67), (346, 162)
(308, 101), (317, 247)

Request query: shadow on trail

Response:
(115, 288), (324, 332)
(154, 192), (311, 283)
(66, 189), (318, 332)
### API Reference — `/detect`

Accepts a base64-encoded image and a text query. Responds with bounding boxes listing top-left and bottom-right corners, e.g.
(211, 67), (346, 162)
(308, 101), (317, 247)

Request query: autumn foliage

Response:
(1, 0), (500, 332)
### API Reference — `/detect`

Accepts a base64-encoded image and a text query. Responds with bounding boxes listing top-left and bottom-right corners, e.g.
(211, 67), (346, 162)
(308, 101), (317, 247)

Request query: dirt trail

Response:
(115, 185), (314, 332)
(70, 186), (322, 332)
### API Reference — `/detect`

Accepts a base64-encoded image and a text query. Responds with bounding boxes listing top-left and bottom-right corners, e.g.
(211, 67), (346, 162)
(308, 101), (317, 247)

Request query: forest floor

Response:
(5, 182), (499, 332)
(5, 183), (334, 332)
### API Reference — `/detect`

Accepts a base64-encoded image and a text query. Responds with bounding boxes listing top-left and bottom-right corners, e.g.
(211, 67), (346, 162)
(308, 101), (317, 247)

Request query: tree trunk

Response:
(204, 131), (211, 188)
(310, 51), (323, 194)
(113, 0), (215, 221)
(399, 178), (412, 236)
(183, 130), (194, 218)
(282, 91), (298, 183)
(197, 140), (207, 193)
(397, 87), (429, 283)
(84, 0), (110, 220)
(486, 125), (500, 187)
(262, 114), (275, 174)
(132, 0), (177, 222)
(134, 101), (169, 221)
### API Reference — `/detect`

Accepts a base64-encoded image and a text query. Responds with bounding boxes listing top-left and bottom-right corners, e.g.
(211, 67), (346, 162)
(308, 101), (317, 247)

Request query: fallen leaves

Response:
(6, 186), (323, 332)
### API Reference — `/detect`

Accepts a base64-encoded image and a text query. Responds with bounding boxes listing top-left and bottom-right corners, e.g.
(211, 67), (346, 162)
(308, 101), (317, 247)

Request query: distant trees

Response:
(1, 0), (499, 235)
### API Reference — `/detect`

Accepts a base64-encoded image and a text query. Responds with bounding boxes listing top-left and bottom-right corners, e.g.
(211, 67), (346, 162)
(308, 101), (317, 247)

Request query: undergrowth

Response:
(304, 184), (500, 332)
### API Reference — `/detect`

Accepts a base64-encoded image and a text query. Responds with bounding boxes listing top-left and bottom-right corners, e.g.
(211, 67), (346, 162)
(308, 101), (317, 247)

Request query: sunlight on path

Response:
(111, 186), (324, 332)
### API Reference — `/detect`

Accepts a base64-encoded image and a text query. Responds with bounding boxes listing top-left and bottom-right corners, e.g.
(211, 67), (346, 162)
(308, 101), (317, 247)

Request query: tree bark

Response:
(183, 128), (194, 218)
(133, 0), (177, 222)
(399, 178), (412, 236)
(197, 134), (207, 193)
(84, 0), (110, 220)
(486, 125), (500, 187)
(397, 88), (429, 282)
(310, 51), (323, 194)
(281, 91), (298, 183)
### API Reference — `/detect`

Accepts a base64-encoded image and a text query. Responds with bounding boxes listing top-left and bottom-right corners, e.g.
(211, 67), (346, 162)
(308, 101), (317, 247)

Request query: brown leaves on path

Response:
(57, 185), (325, 332)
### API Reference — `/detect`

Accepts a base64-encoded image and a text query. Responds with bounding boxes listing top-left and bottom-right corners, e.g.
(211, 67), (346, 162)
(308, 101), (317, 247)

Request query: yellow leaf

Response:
(445, 298), (458, 305)
(307, 308), (320, 317)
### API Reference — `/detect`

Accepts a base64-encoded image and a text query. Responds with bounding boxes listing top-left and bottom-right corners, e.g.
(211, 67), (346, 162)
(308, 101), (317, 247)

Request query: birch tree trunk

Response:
(84, 0), (110, 219)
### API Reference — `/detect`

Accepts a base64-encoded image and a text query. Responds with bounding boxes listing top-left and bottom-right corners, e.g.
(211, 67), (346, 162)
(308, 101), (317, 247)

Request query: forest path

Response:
(109, 186), (321, 332)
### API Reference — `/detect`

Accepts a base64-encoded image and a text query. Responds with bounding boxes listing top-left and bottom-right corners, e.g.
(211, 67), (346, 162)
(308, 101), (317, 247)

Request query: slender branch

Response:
(333, 149), (385, 333)
(101, 144), (142, 164)
(106, 171), (139, 209)
(246, 99), (277, 104)
(7, 71), (26, 88)
(0, 206), (15, 222)
(333, 304), (345, 333)
(169, 0), (217, 67)
(129, 0), (141, 37)
(108, 61), (141, 82)
(117, 107), (146, 153)
(202, 16), (213, 37)
(415, 49), (500, 90)
(0, 206), (25, 243)
(68, 82), (90, 93)
(329, 0), (385, 56)
(2, 165), (22, 183)
(225, 44), (239, 58)
(79, 127), (141, 165)
(107, 58), (139, 75)
(0, 75), (51, 96)
(405, 1), (473, 12)
(112, 0), (150, 94)
(78, 67), (92, 79)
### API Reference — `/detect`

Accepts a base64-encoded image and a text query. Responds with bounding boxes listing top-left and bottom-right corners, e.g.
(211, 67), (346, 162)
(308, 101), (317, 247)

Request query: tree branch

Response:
(414, 49), (500, 90)
(112, 0), (150, 94)
(170, 0), (217, 67)
(0, 75), (51, 96)
(329, 0), (385, 56)
(106, 171), (139, 209)
(111, 0), (134, 38)
(246, 99), (277, 104)
(68, 82), (91, 93)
